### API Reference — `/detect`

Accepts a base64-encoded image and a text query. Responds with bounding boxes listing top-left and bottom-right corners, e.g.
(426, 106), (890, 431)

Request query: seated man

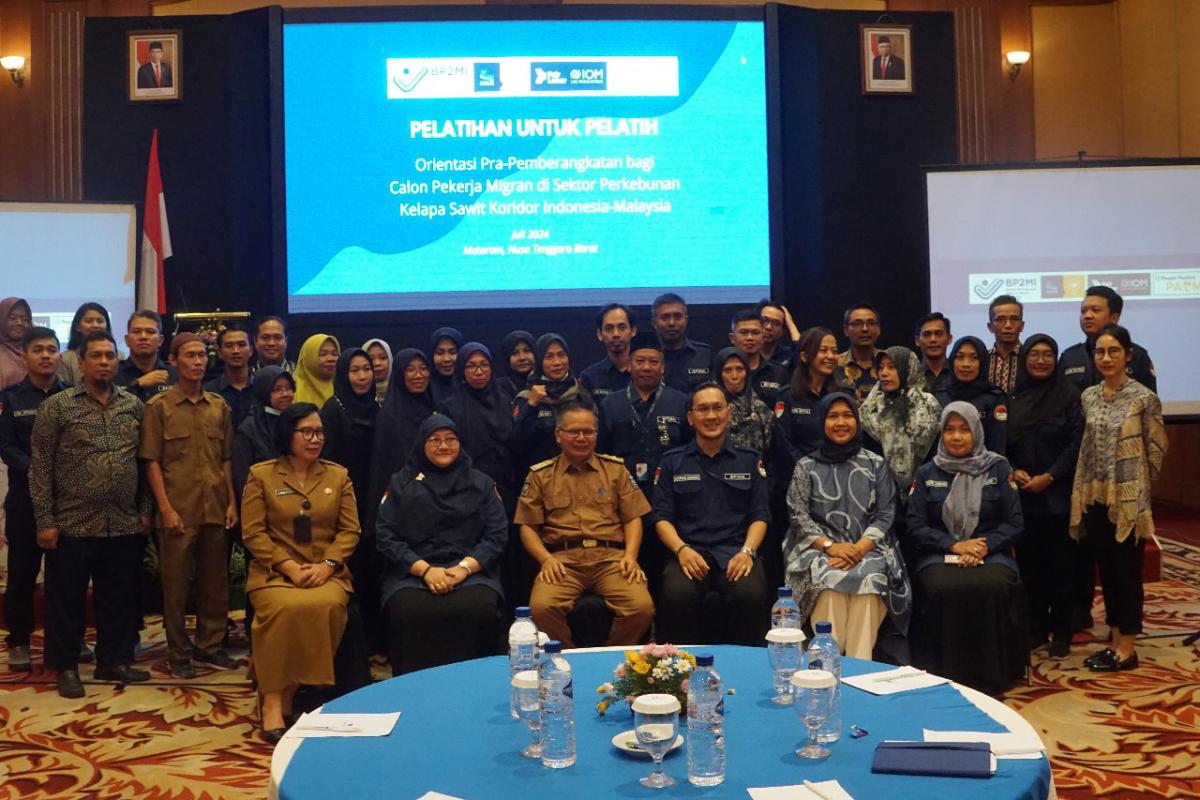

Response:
(514, 401), (654, 647)
(653, 383), (770, 646)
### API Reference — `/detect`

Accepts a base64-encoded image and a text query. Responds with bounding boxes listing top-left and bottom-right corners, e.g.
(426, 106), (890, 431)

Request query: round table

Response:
(271, 645), (1053, 800)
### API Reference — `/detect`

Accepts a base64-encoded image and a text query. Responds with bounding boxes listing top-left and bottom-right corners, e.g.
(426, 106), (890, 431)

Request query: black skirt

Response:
(384, 584), (505, 675)
(916, 563), (1027, 693)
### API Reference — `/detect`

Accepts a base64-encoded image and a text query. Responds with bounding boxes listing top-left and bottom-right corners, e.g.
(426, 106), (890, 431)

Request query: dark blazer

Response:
(136, 61), (173, 88)
(1006, 397), (1083, 517)
(905, 460), (1023, 574)
(872, 54), (906, 80)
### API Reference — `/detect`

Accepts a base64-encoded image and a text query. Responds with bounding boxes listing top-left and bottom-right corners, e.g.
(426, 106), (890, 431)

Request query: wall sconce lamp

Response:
(1006, 51), (1030, 82)
(1, 56), (26, 87)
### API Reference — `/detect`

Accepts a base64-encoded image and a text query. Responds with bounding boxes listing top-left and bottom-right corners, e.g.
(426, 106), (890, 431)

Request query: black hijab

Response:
(244, 366), (294, 458)
(945, 336), (996, 401)
(429, 327), (465, 402)
(1007, 334), (1079, 465)
(500, 330), (535, 387)
(446, 343), (514, 478)
(872, 345), (916, 421)
(813, 392), (863, 464)
(370, 349), (437, 524)
(531, 333), (579, 401)
(712, 347), (751, 399)
(332, 348), (379, 430)
(394, 414), (485, 527)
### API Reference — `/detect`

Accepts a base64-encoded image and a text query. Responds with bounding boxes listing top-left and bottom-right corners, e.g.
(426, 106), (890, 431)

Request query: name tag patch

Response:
(724, 472), (751, 481)
(760, 381), (781, 391)
(14, 409), (37, 418)
(925, 480), (949, 488)
(792, 407), (812, 415)
(1063, 366), (1085, 376)
(274, 488), (298, 496)
(984, 477), (999, 486)
(688, 368), (709, 375)
(657, 416), (679, 425)
(673, 474), (701, 483)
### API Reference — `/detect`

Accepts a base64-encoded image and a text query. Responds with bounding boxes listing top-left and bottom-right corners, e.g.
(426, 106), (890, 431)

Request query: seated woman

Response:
(906, 402), (1026, 693)
(376, 415), (508, 675)
(241, 403), (361, 743)
(783, 393), (910, 659)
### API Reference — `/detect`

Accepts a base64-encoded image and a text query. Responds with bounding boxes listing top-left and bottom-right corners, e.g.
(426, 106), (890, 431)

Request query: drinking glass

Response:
(790, 669), (835, 760)
(511, 670), (541, 758)
(632, 694), (680, 788)
(765, 627), (806, 705)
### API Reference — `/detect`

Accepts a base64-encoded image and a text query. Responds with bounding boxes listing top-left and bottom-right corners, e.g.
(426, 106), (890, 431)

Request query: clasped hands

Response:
(423, 564), (470, 595)
(949, 538), (989, 568)
(824, 541), (869, 571)
(281, 559), (336, 588)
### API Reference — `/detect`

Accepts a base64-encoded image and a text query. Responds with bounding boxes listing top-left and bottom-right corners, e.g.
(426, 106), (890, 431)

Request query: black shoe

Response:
(1048, 640), (1071, 659)
(261, 726), (287, 744)
(169, 659), (196, 679)
(194, 651), (239, 670)
(1083, 647), (1116, 669)
(78, 643), (95, 663)
(8, 644), (32, 671)
(1088, 650), (1138, 672)
(56, 669), (85, 699)
(94, 664), (151, 683)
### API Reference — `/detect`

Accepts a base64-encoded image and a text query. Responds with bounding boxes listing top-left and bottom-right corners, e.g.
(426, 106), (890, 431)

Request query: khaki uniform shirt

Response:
(514, 452), (650, 545)
(240, 457), (360, 593)
(138, 385), (233, 527)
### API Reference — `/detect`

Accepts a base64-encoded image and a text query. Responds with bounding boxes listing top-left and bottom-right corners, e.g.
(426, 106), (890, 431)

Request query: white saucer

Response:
(611, 729), (685, 757)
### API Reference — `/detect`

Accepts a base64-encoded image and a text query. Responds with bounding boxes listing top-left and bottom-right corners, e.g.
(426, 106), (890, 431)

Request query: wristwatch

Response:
(322, 559), (339, 569)
(457, 559), (474, 576)
(741, 546), (756, 559)
(822, 540), (834, 552)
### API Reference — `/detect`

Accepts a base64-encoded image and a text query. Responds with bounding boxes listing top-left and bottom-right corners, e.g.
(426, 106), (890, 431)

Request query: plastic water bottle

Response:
(508, 607), (539, 719)
(686, 653), (726, 786)
(771, 587), (801, 629)
(806, 621), (841, 743)
(538, 640), (576, 768)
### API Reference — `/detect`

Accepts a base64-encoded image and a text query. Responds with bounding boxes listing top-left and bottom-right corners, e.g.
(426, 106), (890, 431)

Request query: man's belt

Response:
(546, 538), (622, 553)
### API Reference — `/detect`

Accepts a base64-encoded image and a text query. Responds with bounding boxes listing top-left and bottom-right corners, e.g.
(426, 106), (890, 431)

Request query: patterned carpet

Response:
(1, 526), (1198, 799)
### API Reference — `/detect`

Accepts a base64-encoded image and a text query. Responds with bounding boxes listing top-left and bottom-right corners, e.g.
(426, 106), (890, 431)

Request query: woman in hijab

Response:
(860, 346), (942, 491)
(292, 334), (340, 406)
(233, 366), (296, 501)
(783, 393), (910, 659)
(376, 415), (508, 675)
(363, 338), (393, 405)
(934, 336), (1008, 455)
(0, 297), (32, 388)
(58, 302), (123, 385)
(1007, 334), (1082, 659)
(906, 402), (1026, 692)
(713, 347), (773, 457)
(440, 343), (515, 500)
(369, 349), (437, 529)
(496, 330), (536, 399)
(321, 348), (380, 517)
(510, 333), (592, 470)
(428, 327), (465, 406)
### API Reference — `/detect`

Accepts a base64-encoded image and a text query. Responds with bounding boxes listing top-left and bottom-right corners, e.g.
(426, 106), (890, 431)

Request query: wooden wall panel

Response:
(1118, 0), (1178, 157)
(1177, 1), (1200, 155)
(41, 0), (85, 200)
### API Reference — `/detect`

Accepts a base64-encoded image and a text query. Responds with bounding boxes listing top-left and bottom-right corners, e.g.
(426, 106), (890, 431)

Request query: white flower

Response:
(677, 661), (691, 673)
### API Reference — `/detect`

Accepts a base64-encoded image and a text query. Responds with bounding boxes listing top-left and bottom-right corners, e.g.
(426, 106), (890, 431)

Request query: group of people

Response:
(0, 286), (1168, 739)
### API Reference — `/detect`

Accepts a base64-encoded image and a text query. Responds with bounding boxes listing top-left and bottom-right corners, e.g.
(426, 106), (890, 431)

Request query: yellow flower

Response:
(683, 651), (697, 666)
(626, 650), (644, 666)
(633, 661), (651, 675)
(597, 700), (609, 715)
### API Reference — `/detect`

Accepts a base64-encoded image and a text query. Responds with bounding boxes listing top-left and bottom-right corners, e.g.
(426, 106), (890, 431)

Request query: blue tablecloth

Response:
(278, 646), (1051, 800)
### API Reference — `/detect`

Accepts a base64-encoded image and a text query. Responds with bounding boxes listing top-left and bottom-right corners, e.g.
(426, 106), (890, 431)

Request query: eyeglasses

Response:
(990, 315), (1022, 325)
(404, 364), (431, 376)
(556, 427), (597, 439)
(760, 318), (784, 329)
(691, 403), (728, 415)
(294, 427), (325, 441)
(463, 362), (491, 373)
(847, 320), (880, 330)
(426, 435), (460, 448)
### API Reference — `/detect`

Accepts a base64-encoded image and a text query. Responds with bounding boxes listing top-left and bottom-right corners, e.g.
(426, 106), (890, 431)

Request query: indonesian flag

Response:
(138, 129), (172, 313)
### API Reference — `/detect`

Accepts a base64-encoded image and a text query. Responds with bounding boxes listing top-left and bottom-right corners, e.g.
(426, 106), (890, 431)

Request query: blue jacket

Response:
(905, 460), (1023, 574)
(597, 383), (690, 494)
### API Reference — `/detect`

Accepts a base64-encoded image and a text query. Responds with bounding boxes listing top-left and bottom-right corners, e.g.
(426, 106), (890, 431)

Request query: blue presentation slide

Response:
(283, 19), (770, 312)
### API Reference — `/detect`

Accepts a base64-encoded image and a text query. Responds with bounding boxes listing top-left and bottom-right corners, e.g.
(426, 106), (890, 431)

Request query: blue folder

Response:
(871, 741), (995, 778)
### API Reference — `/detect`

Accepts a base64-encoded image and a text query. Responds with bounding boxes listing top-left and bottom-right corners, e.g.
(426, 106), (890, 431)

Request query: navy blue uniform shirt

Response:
(116, 357), (175, 404)
(578, 357), (631, 402)
(662, 340), (713, 393)
(204, 372), (255, 430)
(598, 383), (691, 493)
(1059, 339), (1156, 394)
(652, 438), (770, 568)
(750, 358), (790, 405)
(0, 376), (70, 509)
(934, 386), (1009, 456)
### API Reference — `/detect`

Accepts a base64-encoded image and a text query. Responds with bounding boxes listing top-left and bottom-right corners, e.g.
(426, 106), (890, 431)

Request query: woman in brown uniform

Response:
(241, 402), (360, 742)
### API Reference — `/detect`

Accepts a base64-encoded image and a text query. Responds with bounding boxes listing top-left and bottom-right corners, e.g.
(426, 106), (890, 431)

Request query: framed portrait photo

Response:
(128, 30), (181, 103)
(861, 24), (913, 95)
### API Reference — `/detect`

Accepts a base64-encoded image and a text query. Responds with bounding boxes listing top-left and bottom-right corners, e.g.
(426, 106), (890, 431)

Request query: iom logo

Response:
(972, 278), (1004, 301)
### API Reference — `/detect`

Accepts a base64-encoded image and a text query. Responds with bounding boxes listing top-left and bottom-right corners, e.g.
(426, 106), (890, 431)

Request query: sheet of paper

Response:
(923, 728), (1046, 759)
(746, 780), (855, 800)
(841, 666), (949, 695)
(289, 711), (401, 738)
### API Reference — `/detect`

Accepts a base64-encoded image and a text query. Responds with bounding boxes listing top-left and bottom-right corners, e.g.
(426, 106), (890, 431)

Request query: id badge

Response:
(294, 514), (313, 544)
(636, 462), (648, 481)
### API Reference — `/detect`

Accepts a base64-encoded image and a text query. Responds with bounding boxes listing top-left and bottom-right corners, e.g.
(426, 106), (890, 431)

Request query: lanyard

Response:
(625, 382), (664, 429)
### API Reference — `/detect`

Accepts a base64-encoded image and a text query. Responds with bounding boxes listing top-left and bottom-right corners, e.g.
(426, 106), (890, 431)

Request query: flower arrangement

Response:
(595, 644), (696, 715)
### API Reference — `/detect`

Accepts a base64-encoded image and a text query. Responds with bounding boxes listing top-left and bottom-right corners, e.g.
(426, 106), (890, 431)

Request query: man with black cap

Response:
(872, 35), (905, 80)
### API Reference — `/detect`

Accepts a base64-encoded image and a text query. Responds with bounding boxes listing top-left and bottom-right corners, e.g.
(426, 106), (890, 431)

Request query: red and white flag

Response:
(138, 129), (172, 313)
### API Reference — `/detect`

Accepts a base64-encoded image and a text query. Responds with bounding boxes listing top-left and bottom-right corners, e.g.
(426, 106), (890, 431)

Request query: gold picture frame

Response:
(128, 30), (182, 103)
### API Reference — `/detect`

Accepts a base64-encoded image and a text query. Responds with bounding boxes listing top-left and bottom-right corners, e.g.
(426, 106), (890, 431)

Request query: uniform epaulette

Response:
(596, 453), (625, 464)
(144, 391), (167, 406)
(529, 458), (556, 471)
(730, 443), (759, 455)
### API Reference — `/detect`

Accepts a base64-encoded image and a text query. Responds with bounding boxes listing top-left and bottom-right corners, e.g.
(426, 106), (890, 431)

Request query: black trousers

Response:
(1016, 511), (1077, 643)
(4, 502), (44, 647)
(656, 555), (769, 646)
(385, 584), (504, 676)
(1085, 504), (1145, 635)
(43, 534), (143, 671)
